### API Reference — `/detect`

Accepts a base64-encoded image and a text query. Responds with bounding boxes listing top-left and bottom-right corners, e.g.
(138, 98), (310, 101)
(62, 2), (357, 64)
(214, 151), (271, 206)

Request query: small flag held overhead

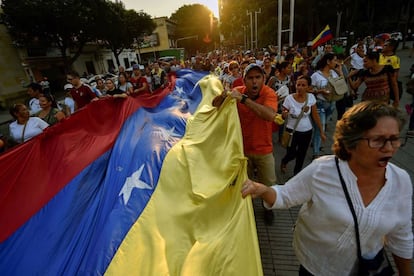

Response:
(312, 25), (333, 49)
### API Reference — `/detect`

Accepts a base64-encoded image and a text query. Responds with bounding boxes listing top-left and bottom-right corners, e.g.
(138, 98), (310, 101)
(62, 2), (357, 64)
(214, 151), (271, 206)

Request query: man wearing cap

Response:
(130, 65), (150, 95)
(229, 63), (278, 225)
(373, 33), (390, 52)
(26, 82), (43, 115)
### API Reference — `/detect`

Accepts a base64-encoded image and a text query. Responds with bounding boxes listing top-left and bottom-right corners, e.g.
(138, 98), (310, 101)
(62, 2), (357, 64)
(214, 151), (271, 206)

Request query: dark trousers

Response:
(335, 97), (346, 120)
(299, 265), (314, 276)
(281, 129), (312, 175)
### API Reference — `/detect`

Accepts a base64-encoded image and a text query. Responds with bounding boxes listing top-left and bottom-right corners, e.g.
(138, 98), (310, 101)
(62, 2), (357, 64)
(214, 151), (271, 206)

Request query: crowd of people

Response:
(0, 33), (413, 274)
(213, 35), (412, 275)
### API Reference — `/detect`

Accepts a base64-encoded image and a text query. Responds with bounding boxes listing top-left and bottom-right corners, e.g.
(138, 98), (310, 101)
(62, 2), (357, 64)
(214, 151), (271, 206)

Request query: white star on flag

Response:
(175, 86), (184, 96)
(119, 164), (152, 204)
(156, 126), (180, 141)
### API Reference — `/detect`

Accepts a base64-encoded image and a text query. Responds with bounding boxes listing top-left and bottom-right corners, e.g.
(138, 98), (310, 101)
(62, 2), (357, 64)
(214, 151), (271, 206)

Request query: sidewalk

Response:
(256, 47), (414, 275)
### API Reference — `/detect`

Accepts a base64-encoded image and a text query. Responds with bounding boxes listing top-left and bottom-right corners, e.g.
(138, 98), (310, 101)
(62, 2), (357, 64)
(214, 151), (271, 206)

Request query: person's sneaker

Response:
(263, 209), (274, 225)
(407, 130), (414, 137)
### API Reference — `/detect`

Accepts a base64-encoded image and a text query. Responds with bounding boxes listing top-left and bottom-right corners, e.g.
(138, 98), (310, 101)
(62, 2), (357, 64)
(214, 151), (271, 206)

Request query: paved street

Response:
(257, 47), (414, 275)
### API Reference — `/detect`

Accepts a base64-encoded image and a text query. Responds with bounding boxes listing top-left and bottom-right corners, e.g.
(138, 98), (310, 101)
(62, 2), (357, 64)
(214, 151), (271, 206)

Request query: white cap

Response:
(64, 83), (73, 90)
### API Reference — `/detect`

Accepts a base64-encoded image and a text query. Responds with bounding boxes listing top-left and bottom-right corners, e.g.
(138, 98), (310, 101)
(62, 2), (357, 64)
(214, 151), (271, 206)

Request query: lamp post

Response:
(246, 10), (253, 50)
(277, 0), (295, 57)
(254, 8), (261, 50)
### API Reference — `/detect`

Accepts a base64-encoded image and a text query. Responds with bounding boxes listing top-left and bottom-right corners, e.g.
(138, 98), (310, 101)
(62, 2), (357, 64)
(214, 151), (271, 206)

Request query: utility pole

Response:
(277, 0), (295, 58)
(254, 8), (261, 50)
(246, 10), (253, 50)
(242, 25), (247, 50)
(336, 11), (342, 37)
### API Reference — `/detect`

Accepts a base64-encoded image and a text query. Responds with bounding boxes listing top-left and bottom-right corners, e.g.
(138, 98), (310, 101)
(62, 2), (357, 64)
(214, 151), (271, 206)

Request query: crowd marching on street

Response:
(1, 32), (414, 275)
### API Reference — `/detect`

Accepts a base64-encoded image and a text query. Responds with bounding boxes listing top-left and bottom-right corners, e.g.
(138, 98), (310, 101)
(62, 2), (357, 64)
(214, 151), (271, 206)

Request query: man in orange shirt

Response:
(229, 64), (278, 224)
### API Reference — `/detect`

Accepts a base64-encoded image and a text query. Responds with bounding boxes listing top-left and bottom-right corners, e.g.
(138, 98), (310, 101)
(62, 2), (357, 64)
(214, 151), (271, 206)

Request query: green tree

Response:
(98, 1), (155, 67)
(1, 0), (105, 69)
(170, 4), (219, 55)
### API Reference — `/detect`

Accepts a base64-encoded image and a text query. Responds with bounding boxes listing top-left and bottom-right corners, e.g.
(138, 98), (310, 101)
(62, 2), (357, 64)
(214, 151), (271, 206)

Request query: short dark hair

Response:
(26, 82), (43, 92)
(365, 51), (380, 62)
(297, 75), (311, 86)
(66, 70), (80, 78)
(316, 53), (336, 70)
(333, 101), (406, 160)
(385, 39), (399, 53)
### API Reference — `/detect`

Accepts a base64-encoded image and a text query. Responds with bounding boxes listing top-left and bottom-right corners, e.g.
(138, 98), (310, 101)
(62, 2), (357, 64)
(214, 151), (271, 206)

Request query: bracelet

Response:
(240, 94), (248, 104)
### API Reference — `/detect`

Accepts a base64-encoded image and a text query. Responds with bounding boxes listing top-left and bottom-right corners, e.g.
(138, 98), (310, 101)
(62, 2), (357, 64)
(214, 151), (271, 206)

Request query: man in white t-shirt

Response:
(26, 82), (42, 115)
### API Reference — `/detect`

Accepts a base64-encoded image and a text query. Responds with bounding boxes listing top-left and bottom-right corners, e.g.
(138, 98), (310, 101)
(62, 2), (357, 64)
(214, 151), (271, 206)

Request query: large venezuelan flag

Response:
(0, 69), (262, 275)
(311, 25), (333, 49)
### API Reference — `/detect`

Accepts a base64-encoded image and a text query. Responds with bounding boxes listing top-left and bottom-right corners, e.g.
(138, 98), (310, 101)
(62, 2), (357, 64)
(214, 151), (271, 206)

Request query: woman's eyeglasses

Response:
(358, 136), (406, 148)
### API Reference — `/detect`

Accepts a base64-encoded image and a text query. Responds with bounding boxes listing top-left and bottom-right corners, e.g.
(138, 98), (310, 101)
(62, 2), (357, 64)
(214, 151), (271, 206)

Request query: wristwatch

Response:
(240, 94), (248, 104)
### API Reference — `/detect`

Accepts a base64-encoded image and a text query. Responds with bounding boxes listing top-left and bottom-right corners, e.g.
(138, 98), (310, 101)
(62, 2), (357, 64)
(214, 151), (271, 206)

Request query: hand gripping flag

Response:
(312, 25), (333, 49)
(0, 69), (263, 276)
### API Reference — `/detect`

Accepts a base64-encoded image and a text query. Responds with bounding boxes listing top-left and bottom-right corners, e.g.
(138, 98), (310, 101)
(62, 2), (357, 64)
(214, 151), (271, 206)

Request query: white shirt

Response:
(64, 97), (75, 114)
(118, 82), (133, 93)
(282, 93), (316, 132)
(349, 43), (367, 55)
(311, 70), (339, 101)
(266, 156), (413, 275)
(350, 52), (364, 70)
(28, 98), (41, 115)
(9, 117), (49, 143)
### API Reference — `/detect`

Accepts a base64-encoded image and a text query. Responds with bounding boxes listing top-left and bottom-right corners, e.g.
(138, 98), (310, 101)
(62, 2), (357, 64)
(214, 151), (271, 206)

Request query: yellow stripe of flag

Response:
(105, 75), (263, 276)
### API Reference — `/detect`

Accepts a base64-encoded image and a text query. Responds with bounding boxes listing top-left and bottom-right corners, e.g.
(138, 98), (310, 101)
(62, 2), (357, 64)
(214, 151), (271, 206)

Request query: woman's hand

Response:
(241, 179), (277, 206)
(320, 132), (327, 142)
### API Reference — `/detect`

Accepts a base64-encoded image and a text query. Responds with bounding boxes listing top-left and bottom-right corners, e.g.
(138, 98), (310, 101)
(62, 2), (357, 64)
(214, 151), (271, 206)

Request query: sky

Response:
(120, 0), (219, 18)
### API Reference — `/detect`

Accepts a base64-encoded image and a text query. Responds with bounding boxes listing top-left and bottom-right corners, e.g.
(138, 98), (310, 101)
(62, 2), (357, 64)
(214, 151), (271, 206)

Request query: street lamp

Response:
(254, 9), (261, 50)
(247, 11), (253, 50)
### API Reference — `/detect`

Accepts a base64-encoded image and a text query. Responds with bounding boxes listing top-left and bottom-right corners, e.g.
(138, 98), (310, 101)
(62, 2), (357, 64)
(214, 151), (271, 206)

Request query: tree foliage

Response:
(1, 0), (155, 69)
(170, 4), (219, 55)
(1, 0), (106, 68)
(98, 1), (155, 67)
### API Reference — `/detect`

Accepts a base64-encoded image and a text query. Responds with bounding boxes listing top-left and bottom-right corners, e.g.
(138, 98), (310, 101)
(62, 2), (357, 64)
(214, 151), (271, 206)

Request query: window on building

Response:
(123, 58), (130, 69)
(107, 59), (115, 73)
(85, 61), (96, 75)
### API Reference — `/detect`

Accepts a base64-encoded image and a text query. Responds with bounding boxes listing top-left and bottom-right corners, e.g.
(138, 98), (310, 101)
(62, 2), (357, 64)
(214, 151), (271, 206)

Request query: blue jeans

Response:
(312, 100), (330, 156)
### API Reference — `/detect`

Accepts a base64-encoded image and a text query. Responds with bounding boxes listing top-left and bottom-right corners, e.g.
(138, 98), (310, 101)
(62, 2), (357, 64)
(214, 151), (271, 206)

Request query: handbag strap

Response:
(335, 157), (363, 259)
(21, 121), (28, 143)
(289, 94), (308, 134)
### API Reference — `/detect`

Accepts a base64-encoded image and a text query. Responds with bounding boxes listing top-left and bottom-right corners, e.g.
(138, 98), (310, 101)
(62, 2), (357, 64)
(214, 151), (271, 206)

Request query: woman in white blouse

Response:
(9, 103), (49, 144)
(242, 101), (412, 275)
(280, 75), (326, 175)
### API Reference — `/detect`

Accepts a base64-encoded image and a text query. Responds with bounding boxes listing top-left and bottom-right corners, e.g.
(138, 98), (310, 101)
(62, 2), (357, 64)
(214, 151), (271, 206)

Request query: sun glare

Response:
(196, 0), (219, 19)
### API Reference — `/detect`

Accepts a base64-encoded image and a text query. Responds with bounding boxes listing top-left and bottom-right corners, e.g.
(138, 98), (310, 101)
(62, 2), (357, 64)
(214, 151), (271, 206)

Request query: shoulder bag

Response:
(318, 72), (348, 102)
(281, 95), (308, 148)
(335, 157), (394, 276)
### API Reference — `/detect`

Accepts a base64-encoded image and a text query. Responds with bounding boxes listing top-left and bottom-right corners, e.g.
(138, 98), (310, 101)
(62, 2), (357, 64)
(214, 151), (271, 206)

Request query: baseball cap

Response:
(64, 83), (73, 90)
(243, 63), (264, 79)
(375, 33), (391, 41)
(132, 64), (140, 70)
